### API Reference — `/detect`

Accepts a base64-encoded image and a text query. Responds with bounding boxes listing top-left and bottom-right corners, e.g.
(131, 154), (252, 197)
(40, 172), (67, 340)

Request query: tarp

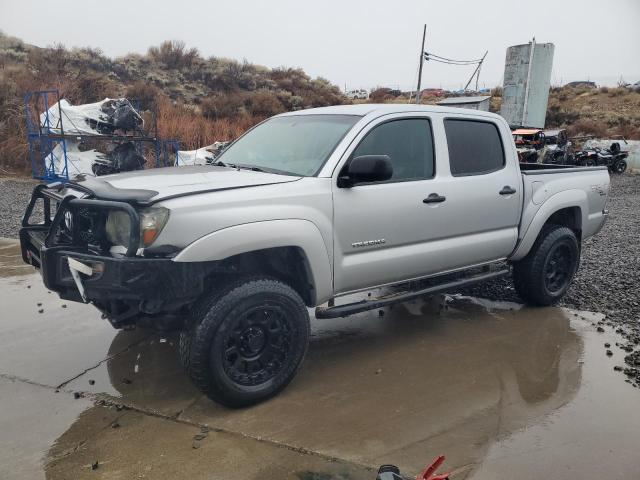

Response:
(40, 98), (143, 135)
(49, 141), (145, 176)
(50, 142), (105, 176)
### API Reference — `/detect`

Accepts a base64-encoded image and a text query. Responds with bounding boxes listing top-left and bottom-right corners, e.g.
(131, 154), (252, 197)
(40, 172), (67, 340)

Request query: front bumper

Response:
(19, 184), (211, 328)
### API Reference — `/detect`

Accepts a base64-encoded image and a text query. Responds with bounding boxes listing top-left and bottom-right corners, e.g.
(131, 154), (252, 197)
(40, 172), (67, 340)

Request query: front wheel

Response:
(513, 225), (579, 306)
(182, 277), (310, 408)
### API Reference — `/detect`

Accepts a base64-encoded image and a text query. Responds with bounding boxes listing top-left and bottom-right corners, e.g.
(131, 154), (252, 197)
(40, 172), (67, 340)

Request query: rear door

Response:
(431, 116), (522, 266)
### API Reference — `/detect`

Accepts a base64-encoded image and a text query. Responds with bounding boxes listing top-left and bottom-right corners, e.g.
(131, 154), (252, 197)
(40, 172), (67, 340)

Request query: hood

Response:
(69, 166), (301, 205)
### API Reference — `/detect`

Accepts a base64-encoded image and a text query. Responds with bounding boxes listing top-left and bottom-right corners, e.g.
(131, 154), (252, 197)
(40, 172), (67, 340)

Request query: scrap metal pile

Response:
(41, 98), (143, 136)
(38, 97), (230, 176)
(39, 97), (146, 177)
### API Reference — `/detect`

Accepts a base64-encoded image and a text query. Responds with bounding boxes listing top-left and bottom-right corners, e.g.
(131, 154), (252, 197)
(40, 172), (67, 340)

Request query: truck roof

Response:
(278, 103), (504, 121)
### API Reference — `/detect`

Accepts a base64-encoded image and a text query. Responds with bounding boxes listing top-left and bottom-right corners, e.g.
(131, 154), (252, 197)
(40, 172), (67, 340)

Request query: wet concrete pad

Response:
(2, 238), (640, 479)
(0, 377), (94, 480)
(45, 405), (372, 480)
(0, 241), (148, 387)
(65, 333), (202, 417)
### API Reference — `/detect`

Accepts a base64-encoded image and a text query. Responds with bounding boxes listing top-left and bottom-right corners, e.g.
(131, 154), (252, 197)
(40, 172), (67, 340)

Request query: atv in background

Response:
(574, 142), (629, 174)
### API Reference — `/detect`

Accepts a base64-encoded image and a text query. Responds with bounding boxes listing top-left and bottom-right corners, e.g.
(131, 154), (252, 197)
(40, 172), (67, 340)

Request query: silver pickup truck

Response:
(20, 104), (610, 407)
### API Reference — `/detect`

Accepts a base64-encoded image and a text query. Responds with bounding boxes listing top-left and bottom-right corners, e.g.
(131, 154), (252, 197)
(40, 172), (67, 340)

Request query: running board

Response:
(315, 268), (510, 319)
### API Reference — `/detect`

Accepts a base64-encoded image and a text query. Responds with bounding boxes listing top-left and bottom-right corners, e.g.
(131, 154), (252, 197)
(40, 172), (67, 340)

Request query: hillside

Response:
(0, 32), (347, 173)
(1, 31), (638, 175)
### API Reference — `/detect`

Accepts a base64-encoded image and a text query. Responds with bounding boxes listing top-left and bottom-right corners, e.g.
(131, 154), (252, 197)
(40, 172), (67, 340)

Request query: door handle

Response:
(423, 193), (446, 204)
(499, 186), (516, 195)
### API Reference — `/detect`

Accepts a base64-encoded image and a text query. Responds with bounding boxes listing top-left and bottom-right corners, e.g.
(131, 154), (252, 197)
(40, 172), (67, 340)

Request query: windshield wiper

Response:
(212, 160), (295, 176)
(233, 163), (268, 173)
(210, 159), (264, 171)
(209, 159), (229, 167)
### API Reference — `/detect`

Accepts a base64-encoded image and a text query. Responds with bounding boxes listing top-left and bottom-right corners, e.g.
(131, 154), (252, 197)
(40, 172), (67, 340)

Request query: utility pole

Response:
(415, 24), (427, 104)
(463, 50), (488, 92)
(475, 51), (487, 91)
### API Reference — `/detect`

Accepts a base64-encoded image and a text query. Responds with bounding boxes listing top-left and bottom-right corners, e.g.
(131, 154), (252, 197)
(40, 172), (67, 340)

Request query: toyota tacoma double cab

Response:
(20, 104), (610, 407)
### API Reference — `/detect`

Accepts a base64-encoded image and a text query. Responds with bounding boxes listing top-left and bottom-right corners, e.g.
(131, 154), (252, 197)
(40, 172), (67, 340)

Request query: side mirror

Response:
(338, 155), (393, 188)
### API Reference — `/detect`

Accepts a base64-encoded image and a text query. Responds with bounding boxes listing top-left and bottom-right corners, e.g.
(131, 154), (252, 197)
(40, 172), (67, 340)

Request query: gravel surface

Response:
(0, 177), (39, 238)
(1, 174), (639, 383)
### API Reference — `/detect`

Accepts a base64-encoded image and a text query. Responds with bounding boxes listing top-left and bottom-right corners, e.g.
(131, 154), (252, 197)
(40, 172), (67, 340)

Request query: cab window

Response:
(444, 119), (505, 176)
(351, 118), (435, 182)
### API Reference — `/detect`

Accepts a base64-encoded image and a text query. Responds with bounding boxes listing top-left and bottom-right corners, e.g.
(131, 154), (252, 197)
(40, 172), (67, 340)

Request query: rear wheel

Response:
(614, 159), (627, 174)
(182, 277), (310, 407)
(513, 225), (579, 306)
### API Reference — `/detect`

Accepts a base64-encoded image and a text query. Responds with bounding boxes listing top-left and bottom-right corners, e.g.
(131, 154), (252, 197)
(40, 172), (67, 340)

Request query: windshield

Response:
(217, 114), (360, 176)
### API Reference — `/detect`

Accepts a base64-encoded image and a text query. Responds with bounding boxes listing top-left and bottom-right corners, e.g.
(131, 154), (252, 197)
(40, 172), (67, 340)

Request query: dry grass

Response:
(156, 98), (259, 149)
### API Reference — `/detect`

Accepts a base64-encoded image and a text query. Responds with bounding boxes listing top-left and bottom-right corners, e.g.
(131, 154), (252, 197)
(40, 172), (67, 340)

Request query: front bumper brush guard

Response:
(46, 195), (141, 257)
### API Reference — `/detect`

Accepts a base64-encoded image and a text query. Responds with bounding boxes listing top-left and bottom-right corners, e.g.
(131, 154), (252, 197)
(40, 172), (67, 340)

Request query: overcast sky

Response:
(1, 0), (638, 91)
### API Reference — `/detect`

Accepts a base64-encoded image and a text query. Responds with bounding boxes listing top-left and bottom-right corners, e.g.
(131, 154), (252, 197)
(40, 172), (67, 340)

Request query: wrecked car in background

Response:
(20, 104), (610, 407)
(512, 128), (545, 162)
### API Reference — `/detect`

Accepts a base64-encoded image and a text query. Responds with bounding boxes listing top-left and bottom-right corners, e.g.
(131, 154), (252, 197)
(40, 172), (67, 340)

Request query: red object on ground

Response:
(416, 455), (450, 480)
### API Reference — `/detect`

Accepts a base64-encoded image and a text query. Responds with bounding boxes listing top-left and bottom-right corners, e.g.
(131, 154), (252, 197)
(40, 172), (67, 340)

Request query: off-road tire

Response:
(178, 283), (229, 371)
(183, 277), (310, 408)
(178, 328), (193, 371)
(513, 225), (579, 306)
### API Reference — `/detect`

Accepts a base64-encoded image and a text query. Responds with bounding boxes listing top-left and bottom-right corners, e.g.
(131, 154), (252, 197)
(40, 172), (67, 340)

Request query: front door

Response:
(332, 115), (439, 294)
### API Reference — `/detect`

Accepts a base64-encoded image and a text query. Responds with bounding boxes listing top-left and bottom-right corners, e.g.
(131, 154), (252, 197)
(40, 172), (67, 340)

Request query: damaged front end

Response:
(19, 182), (212, 330)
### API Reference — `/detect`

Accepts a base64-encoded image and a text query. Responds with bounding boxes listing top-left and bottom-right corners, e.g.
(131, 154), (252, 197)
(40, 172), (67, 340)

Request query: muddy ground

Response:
(1, 239), (640, 480)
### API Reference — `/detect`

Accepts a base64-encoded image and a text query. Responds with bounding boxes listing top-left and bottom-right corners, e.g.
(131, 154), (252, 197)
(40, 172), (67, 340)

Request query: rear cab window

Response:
(444, 119), (505, 176)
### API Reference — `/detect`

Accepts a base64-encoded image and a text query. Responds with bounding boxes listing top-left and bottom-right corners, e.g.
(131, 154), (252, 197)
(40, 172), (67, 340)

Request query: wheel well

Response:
(545, 207), (582, 241)
(214, 247), (316, 306)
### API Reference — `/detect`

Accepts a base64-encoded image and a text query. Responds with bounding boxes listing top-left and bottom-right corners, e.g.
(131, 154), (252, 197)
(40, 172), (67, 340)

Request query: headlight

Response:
(105, 211), (131, 247)
(105, 207), (169, 248)
(139, 207), (169, 246)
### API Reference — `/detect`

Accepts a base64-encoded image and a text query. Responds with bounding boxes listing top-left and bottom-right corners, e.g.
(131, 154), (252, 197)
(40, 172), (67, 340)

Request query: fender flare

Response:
(511, 189), (587, 261)
(173, 219), (333, 305)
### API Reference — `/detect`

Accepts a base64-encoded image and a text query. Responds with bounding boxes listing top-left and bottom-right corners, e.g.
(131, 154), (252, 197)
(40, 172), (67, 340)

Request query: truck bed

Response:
(512, 164), (610, 261)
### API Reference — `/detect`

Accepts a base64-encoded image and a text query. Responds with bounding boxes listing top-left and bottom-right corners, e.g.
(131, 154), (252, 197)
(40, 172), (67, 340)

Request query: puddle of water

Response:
(0, 238), (33, 278)
(468, 316), (640, 480)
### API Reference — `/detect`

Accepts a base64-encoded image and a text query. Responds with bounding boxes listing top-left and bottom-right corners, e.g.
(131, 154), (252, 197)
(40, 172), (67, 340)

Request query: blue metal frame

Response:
(159, 139), (180, 167)
(24, 90), (69, 181)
